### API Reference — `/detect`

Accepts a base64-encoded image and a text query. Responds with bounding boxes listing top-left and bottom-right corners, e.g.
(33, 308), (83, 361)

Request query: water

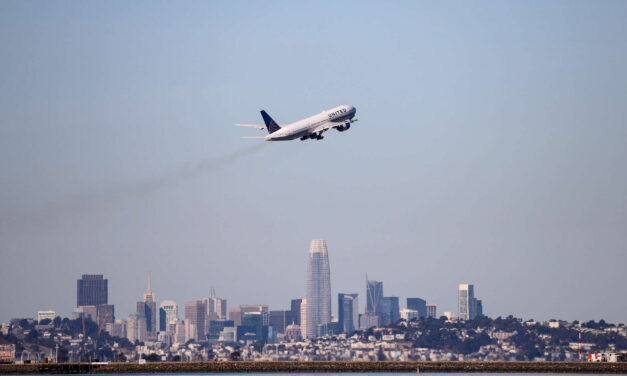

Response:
(22, 373), (612, 376)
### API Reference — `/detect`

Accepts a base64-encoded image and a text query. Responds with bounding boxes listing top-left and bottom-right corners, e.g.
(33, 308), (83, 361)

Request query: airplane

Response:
(234, 105), (357, 141)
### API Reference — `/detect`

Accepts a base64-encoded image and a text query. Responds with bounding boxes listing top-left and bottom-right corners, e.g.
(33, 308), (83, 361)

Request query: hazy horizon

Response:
(1, 1), (626, 324)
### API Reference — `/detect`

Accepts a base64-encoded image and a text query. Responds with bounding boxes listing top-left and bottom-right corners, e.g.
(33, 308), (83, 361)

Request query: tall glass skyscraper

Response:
(338, 293), (358, 333)
(380, 296), (400, 325)
(366, 279), (383, 313)
(458, 284), (483, 320)
(305, 239), (331, 338)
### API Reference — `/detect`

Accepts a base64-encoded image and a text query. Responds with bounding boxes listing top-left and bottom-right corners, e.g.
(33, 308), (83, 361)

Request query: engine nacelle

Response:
(335, 122), (351, 132)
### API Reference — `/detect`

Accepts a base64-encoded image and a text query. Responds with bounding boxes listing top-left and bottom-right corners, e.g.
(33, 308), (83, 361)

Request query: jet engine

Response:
(335, 122), (351, 132)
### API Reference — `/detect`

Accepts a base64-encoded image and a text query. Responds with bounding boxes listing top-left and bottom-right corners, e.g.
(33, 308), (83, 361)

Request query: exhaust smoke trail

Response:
(0, 143), (267, 232)
(116, 142), (266, 197)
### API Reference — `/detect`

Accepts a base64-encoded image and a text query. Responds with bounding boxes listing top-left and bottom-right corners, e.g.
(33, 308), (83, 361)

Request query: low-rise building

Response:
(37, 311), (55, 323)
(400, 308), (419, 321)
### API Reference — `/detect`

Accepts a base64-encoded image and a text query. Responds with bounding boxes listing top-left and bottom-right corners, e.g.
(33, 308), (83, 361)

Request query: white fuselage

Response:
(265, 105), (357, 141)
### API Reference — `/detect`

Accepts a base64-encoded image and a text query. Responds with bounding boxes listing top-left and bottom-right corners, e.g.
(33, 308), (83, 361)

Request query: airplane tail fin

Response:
(260, 110), (281, 134)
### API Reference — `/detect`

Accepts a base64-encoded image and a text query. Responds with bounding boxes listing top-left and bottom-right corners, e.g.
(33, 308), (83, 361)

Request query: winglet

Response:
(260, 110), (281, 134)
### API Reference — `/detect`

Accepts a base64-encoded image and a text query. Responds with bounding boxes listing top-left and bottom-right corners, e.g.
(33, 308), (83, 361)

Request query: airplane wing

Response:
(234, 123), (266, 130)
(311, 120), (349, 134)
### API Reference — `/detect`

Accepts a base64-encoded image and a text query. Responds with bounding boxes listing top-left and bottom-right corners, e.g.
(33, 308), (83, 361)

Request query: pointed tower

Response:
(305, 239), (331, 338)
(138, 272), (157, 336)
(143, 272), (155, 303)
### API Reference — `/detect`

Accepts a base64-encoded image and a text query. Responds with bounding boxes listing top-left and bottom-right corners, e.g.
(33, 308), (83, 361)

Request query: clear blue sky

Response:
(1, 1), (626, 324)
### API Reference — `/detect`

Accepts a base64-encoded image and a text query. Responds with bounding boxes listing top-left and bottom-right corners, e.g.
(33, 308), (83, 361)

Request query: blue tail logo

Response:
(260, 110), (281, 134)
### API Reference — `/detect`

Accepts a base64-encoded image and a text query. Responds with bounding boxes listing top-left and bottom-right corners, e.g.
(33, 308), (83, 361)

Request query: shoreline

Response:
(1, 361), (627, 374)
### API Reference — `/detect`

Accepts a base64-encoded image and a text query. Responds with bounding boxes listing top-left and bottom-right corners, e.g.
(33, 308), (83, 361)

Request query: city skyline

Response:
(5, 265), (622, 364)
(14, 240), (494, 335)
(85, 239), (471, 332)
(63, 246), (490, 344)
(6, 255), (623, 325)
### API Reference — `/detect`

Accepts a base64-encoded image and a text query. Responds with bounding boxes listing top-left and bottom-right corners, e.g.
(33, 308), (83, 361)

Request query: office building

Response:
(202, 299), (219, 322)
(366, 279), (383, 313)
(37, 311), (55, 323)
(136, 273), (156, 337)
(458, 284), (483, 320)
(317, 320), (340, 337)
(185, 321), (198, 342)
(300, 299), (307, 338)
(241, 311), (263, 327)
(237, 312), (268, 342)
(127, 314), (147, 343)
(211, 298), (228, 319)
(158, 331), (173, 347)
(407, 297), (427, 319)
(216, 298), (228, 319)
(159, 300), (178, 332)
(203, 314), (220, 335)
(244, 305), (269, 325)
(359, 313), (380, 330)
(185, 300), (207, 340)
(170, 319), (186, 344)
(338, 293), (359, 333)
(458, 284), (473, 320)
(136, 300), (154, 336)
(105, 319), (126, 338)
(269, 310), (289, 334)
(97, 304), (115, 324)
(126, 314), (138, 343)
(204, 288), (228, 320)
(144, 273), (157, 334)
(426, 303), (437, 319)
(268, 326), (277, 344)
(73, 304), (114, 324)
(236, 325), (269, 343)
(229, 305), (269, 327)
(229, 308), (242, 326)
(207, 320), (234, 341)
(380, 296), (400, 325)
(72, 305), (97, 321)
(290, 298), (303, 325)
(400, 308), (419, 321)
(305, 239), (331, 338)
(219, 326), (237, 342)
(77, 274), (108, 307)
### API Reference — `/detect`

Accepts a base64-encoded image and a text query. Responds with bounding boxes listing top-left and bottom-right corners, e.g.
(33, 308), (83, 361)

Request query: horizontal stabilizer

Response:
(234, 123), (266, 130)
